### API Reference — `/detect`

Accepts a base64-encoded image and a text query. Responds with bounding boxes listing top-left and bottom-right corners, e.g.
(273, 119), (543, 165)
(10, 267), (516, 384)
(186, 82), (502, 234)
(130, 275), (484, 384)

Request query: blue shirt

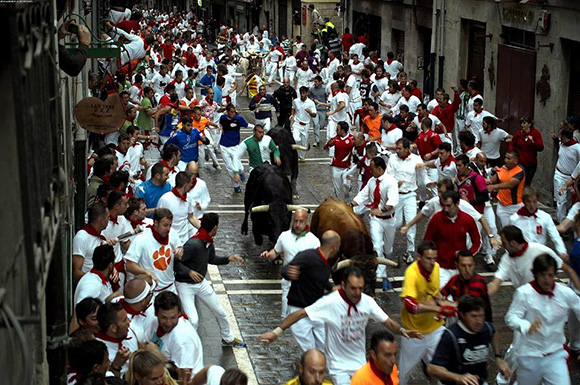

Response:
(200, 74), (215, 96)
(165, 128), (204, 162)
(219, 115), (249, 147)
(213, 86), (223, 103)
(135, 179), (171, 209)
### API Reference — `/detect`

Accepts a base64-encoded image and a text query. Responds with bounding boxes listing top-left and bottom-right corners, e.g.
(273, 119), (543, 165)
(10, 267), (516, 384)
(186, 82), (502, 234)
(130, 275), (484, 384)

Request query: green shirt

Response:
(238, 135), (280, 170)
(136, 97), (153, 131)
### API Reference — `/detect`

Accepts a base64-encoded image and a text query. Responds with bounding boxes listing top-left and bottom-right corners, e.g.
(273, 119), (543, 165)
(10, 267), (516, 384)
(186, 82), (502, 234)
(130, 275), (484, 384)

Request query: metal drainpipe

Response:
(438, 0), (445, 89)
(428, 0), (437, 102)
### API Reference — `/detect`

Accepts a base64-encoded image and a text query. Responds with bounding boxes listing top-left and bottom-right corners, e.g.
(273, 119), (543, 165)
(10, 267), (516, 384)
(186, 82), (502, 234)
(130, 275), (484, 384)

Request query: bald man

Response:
(261, 209), (320, 318)
(116, 277), (156, 342)
(284, 349), (333, 385)
(275, 230), (341, 352)
(185, 162), (211, 237)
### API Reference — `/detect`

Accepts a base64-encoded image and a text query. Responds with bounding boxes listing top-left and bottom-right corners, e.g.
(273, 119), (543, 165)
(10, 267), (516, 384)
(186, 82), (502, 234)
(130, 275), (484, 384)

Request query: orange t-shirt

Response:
(497, 165), (525, 206)
(363, 114), (383, 143)
(179, 98), (199, 120)
(350, 361), (399, 385)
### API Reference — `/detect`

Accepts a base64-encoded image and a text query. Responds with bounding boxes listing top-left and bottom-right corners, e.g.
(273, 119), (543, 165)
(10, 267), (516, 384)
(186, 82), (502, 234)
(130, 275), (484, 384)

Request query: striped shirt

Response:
(441, 273), (492, 322)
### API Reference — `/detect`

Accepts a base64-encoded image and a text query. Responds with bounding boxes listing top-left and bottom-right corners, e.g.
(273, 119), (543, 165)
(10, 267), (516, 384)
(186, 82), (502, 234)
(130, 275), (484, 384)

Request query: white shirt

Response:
(386, 153), (427, 193)
(72, 229), (105, 273)
(222, 74), (236, 95)
(467, 94), (484, 113)
(122, 302), (156, 343)
(434, 157), (457, 181)
(129, 85), (143, 103)
(426, 98), (439, 112)
(345, 75), (361, 103)
(495, 242), (562, 288)
(326, 58), (340, 81)
(506, 282), (580, 357)
(566, 202), (580, 223)
(267, 49), (283, 63)
(274, 229), (320, 266)
(102, 216), (132, 264)
(384, 60), (404, 79)
(509, 210), (566, 254)
(413, 114), (441, 131)
(172, 80), (187, 100)
(353, 172), (399, 214)
(116, 149), (132, 173)
(556, 141), (580, 175)
(305, 290), (389, 371)
(381, 127), (403, 151)
(74, 270), (113, 306)
(465, 146), (483, 159)
(349, 43), (366, 59)
(149, 316), (204, 373)
(157, 191), (195, 245)
(292, 97), (316, 124)
(379, 90), (401, 115)
(282, 56), (297, 72)
(188, 178), (211, 222)
(479, 128), (509, 159)
(172, 63), (189, 79)
(465, 109), (496, 140)
(127, 143), (144, 178)
(295, 68), (314, 89)
(152, 73), (171, 96)
(124, 228), (180, 291)
(329, 92), (349, 122)
(350, 61), (364, 80)
(392, 95), (421, 115)
(96, 328), (139, 375)
(422, 197), (482, 221)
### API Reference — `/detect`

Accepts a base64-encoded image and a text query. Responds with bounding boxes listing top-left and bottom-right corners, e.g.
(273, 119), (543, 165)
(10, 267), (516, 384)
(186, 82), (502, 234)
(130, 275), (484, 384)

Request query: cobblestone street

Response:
(146, 90), (580, 385)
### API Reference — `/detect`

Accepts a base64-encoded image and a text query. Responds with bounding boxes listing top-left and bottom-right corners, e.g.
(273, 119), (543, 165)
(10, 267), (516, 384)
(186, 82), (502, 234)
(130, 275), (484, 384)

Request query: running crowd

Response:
(66, 3), (580, 385)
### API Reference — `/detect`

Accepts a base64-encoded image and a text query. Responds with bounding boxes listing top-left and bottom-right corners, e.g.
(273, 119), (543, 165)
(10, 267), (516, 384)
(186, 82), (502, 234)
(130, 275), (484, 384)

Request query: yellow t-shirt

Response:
(400, 261), (444, 334)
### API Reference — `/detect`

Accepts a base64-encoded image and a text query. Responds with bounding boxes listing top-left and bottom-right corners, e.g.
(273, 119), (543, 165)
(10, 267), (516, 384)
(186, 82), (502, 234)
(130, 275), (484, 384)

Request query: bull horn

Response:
(286, 204), (310, 213)
(376, 257), (398, 267)
(251, 205), (270, 213)
(291, 144), (310, 151)
(332, 259), (353, 272)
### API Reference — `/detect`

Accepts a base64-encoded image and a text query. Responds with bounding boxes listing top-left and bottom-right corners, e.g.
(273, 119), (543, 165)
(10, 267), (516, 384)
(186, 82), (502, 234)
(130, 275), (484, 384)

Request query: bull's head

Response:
(251, 203), (309, 242)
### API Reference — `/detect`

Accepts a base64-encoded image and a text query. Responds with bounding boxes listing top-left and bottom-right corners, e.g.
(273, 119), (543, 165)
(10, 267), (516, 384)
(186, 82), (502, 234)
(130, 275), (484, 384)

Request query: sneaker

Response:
(418, 201), (426, 210)
(213, 163), (222, 170)
(312, 142), (318, 148)
(234, 186), (242, 193)
(405, 254), (415, 264)
(382, 278), (392, 291)
(205, 152), (210, 162)
(299, 158), (306, 163)
(222, 338), (247, 348)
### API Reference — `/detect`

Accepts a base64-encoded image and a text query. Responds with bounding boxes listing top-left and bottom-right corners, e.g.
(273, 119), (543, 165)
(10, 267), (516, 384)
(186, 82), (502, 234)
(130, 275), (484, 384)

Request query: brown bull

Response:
(310, 198), (396, 295)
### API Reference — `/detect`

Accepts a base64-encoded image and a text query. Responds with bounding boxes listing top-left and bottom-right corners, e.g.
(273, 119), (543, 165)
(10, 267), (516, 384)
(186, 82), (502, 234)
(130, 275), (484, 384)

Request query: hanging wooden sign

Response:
(74, 93), (125, 134)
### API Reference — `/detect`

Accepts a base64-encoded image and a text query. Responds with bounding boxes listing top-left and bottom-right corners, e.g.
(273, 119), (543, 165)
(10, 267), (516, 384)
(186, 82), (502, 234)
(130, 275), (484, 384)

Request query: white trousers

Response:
(348, 100), (362, 123)
(418, 168), (438, 202)
(454, 119), (466, 151)
(554, 169), (571, 223)
(439, 268), (459, 289)
(331, 166), (351, 202)
(517, 349), (570, 385)
(399, 326), (445, 385)
(199, 142), (220, 168)
(481, 204), (498, 257)
(327, 120), (339, 157)
(291, 121), (310, 159)
(328, 369), (355, 385)
(175, 279), (235, 342)
(281, 278), (291, 319)
(279, 69), (295, 83)
(255, 117), (272, 132)
(395, 192), (418, 255)
(369, 215), (396, 278)
(267, 62), (280, 83)
(287, 305), (325, 353)
(496, 203), (523, 228)
(220, 144), (243, 188)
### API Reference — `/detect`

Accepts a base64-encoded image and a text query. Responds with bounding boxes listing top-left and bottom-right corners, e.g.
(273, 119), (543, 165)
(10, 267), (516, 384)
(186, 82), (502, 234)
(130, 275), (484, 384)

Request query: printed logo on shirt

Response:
(340, 313), (367, 342)
(536, 225), (543, 235)
(463, 345), (489, 364)
(153, 246), (172, 270)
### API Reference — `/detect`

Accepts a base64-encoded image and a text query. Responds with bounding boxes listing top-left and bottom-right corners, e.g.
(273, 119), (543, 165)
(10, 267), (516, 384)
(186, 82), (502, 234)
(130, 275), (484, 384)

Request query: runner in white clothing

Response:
(258, 267), (421, 385)
(260, 209), (321, 318)
(72, 203), (110, 280)
(101, 191), (132, 288)
(74, 244), (118, 306)
(290, 87), (317, 161)
(185, 162), (211, 236)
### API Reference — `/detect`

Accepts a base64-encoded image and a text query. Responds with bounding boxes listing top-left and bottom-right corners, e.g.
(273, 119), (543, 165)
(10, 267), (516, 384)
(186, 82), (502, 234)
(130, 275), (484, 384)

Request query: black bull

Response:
(267, 127), (309, 197)
(241, 163), (305, 245)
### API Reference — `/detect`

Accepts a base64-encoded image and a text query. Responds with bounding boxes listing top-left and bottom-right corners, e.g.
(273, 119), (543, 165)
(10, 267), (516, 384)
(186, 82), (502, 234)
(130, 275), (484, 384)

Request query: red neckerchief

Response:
(440, 155), (455, 170)
(332, 89), (347, 97)
(471, 90), (480, 97)
(160, 160), (176, 173)
(484, 127), (494, 135)
(369, 357), (393, 385)
(149, 226), (169, 245)
(366, 178), (381, 209)
(375, 74), (385, 80)
(205, 96), (214, 106)
(473, 108), (482, 118)
(510, 242), (529, 258)
(563, 140), (579, 147)
(530, 280), (555, 298)
(386, 58), (394, 65)
(109, 215), (119, 225)
(398, 151), (411, 161)
(101, 175), (110, 184)
(338, 288), (359, 316)
(120, 299), (145, 316)
(171, 187), (188, 201)
(463, 145), (475, 154)
(82, 224), (106, 240)
(132, 83), (143, 97)
(316, 247), (328, 265)
(95, 331), (132, 350)
(417, 262), (432, 282)
(191, 176), (198, 189)
(404, 94), (411, 101)
(384, 123), (397, 133)
(129, 218), (144, 230)
(255, 94), (263, 102)
(192, 227), (213, 243)
(90, 268), (110, 285)
(517, 206), (537, 218)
